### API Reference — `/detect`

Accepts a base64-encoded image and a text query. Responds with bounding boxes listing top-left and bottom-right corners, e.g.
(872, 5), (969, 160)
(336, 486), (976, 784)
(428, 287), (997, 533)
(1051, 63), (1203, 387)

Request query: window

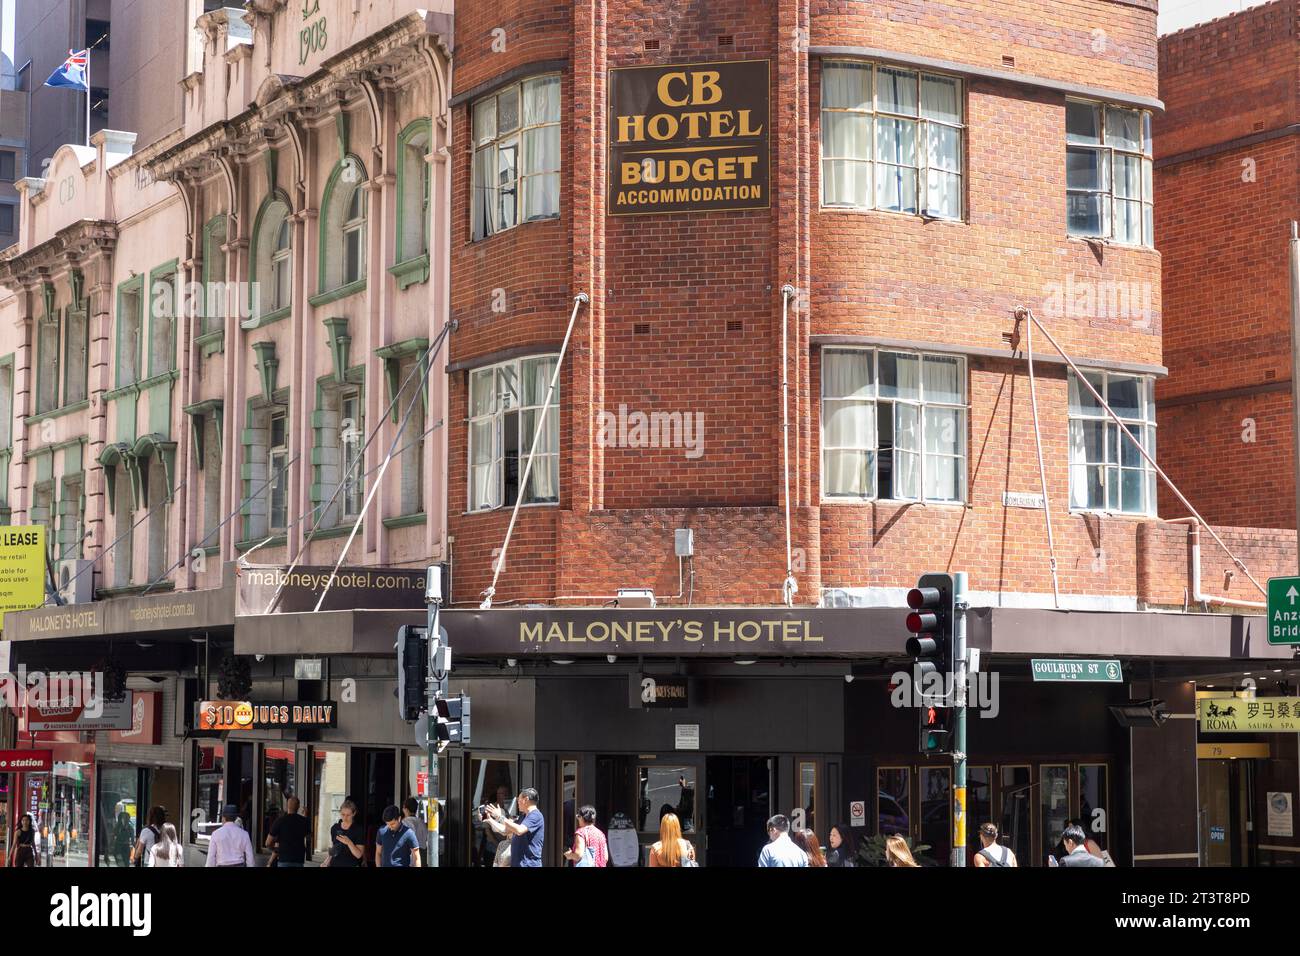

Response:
(396, 120), (432, 265)
(1067, 369), (1156, 514)
(1066, 101), (1153, 247)
(821, 348), (967, 502)
(0, 360), (12, 449)
(471, 75), (561, 240)
(1078, 764), (1109, 853)
(202, 415), (222, 540)
(112, 468), (133, 587)
(64, 301), (88, 405)
(310, 748), (347, 857)
(146, 457), (168, 580)
(149, 272), (176, 376)
(251, 199), (292, 320)
(397, 355), (425, 516)
(821, 61), (963, 219)
(0, 153), (15, 182)
(36, 316), (60, 414)
(877, 767), (911, 837)
(117, 282), (142, 386)
(268, 409), (288, 532)
(31, 481), (55, 549)
(203, 216), (227, 334)
(0, 204), (14, 235)
(86, 19), (110, 51)
(468, 354), (560, 511)
(339, 387), (364, 518)
(342, 184), (366, 285)
(58, 474), (83, 560)
(193, 742), (225, 845)
(271, 219), (292, 310)
(1040, 764), (1071, 863)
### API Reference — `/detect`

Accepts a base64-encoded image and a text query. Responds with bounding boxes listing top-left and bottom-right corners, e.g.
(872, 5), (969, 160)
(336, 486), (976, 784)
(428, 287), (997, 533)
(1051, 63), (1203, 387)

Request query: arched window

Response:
(315, 155), (368, 300)
(395, 119), (432, 272)
(249, 195), (292, 325)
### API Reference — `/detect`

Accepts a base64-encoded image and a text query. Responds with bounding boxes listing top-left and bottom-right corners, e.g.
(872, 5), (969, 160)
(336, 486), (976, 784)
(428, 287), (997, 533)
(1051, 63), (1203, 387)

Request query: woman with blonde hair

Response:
(649, 812), (696, 867)
(884, 834), (919, 867)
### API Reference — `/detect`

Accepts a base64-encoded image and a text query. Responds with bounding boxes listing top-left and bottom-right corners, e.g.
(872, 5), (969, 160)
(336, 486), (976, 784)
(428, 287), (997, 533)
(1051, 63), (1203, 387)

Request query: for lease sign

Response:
(609, 59), (770, 215)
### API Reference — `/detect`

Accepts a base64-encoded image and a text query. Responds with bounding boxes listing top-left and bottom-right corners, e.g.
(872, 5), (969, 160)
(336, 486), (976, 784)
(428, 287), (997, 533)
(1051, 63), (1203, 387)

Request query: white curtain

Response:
(523, 75), (561, 125)
(920, 74), (960, 125)
(822, 62), (871, 110)
(877, 66), (917, 115)
(893, 403), (920, 499)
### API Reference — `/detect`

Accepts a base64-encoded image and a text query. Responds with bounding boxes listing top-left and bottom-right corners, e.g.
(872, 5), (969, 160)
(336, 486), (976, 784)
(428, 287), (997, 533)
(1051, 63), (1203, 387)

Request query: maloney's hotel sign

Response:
(609, 59), (770, 214)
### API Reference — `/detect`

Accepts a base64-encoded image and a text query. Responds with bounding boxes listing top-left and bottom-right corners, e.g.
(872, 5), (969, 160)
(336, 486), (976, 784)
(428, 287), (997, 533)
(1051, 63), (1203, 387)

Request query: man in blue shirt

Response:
(485, 788), (545, 867)
(758, 814), (809, 867)
(375, 805), (422, 867)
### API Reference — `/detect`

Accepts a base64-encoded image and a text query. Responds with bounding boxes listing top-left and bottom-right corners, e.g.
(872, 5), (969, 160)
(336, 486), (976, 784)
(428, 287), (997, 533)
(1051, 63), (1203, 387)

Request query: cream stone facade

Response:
(0, 1), (453, 598)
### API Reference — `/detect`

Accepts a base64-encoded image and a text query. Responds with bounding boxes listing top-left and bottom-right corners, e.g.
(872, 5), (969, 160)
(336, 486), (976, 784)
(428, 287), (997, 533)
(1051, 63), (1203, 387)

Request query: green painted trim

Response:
(137, 369), (180, 390)
(307, 278), (365, 309)
(114, 274), (145, 389)
(316, 154), (368, 298)
(246, 189), (293, 328)
(240, 389), (290, 541)
(49, 435), (87, 454)
(183, 398), (224, 469)
(195, 328), (225, 356)
(307, 523), (359, 542)
(396, 118), (433, 266)
(105, 383), (138, 401)
(382, 512), (426, 530)
(0, 353), (13, 452)
(252, 341), (279, 402)
(201, 544), (221, 557)
(389, 255), (429, 291)
(310, 366), (364, 525)
(323, 317), (350, 383)
(377, 338), (430, 424)
(336, 110), (350, 160)
(97, 582), (174, 598)
(24, 399), (90, 427)
(147, 259), (181, 378)
(235, 534), (286, 553)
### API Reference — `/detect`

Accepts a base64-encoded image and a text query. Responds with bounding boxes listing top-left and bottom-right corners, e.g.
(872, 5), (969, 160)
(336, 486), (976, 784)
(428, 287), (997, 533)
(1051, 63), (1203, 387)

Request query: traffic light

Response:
(396, 624), (428, 722)
(432, 694), (471, 751)
(919, 704), (952, 754)
(904, 573), (955, 755)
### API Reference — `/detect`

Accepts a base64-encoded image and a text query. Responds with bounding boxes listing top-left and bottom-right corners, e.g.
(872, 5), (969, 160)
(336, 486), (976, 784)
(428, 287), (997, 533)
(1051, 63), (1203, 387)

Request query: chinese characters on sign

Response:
(609, 60), (770, 215)
(1199, 697), (1300, 732)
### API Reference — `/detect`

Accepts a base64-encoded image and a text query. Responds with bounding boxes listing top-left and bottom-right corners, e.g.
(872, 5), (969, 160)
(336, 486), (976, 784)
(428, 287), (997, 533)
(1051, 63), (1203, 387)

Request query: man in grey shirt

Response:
(758, 814), (808, 867)
(1057, 823), (1106, 867)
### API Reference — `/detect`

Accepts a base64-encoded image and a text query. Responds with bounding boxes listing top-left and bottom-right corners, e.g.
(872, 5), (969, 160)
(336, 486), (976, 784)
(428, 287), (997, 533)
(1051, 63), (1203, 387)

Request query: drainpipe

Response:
(780, 284), (797, 607)
(1167, 517), (1265, 610)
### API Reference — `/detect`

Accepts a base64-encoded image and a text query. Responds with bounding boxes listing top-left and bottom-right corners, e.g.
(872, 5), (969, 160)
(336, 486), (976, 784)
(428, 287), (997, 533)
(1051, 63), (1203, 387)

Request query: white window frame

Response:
(339, 386), (364, 519)
(1066, 99), (1154, 248)
(470, 74), (561, 241)
(1067, 369), (1157, 516)
(467, 354), (560, 512)
(341, 184), (367, 286)
(820, 60), (965, 220)
(820, 347), (968, 504)
(271, 217), (292, 312)
(268, 408), (289, 532)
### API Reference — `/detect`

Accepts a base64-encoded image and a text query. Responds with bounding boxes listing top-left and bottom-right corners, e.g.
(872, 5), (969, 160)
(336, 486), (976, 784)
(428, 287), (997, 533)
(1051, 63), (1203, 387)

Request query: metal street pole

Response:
(951, 571), (968, 867)
(425, 565), (445, 867)
(1289, 222), (1300, 577)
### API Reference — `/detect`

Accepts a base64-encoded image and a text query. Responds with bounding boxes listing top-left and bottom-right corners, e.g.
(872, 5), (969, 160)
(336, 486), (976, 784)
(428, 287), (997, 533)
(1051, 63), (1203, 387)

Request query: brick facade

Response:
(446, 0), (1294, 610)
(1155, 0), (1300, 531)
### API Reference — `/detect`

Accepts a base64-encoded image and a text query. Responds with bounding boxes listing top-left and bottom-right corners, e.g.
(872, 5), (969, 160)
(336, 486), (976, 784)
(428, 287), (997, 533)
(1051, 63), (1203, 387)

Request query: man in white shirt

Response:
(757, 814), (808, 867)
(205, 804), (256, 867)
(973, 822), (1017, 867)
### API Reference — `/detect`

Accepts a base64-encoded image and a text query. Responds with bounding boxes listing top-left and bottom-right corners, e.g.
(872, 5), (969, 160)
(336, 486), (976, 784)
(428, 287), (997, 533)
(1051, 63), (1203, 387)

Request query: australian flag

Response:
(44, 49), (89, 91)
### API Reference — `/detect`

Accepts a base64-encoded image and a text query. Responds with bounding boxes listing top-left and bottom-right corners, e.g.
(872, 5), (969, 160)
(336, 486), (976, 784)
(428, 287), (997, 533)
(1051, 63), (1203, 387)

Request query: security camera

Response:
(255, 654), (265, 663)
(606, 655), (617, 664)
(506, 658), (517, 668)
(425, 565), (442, 605)
(844, 674), (854, 684)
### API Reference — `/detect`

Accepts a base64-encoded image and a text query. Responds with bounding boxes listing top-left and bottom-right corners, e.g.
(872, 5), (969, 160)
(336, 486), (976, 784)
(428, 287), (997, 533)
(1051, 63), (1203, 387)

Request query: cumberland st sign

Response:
(609, 59), (770, 215)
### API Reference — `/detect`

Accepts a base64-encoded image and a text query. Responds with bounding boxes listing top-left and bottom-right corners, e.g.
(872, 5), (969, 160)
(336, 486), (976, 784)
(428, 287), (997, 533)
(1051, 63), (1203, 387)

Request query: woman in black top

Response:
(324, 799), (364, 867)
(11, 813), (36, 867)
(826, 823), (857, 867)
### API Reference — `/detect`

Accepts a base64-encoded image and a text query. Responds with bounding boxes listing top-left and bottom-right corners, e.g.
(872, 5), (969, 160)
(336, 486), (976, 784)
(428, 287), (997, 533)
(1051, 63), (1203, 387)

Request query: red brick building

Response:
(403, 0), (1300, 869)
(1156, 0), (1300, 531)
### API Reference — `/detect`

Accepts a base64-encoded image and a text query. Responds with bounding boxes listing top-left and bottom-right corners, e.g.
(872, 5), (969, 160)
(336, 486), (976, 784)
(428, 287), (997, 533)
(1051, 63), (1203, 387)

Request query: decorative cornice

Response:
(0, 220), (117, 287)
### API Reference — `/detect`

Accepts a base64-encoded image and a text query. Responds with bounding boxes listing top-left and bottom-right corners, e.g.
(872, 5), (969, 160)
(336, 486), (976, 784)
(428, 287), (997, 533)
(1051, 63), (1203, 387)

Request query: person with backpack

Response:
(131, 806), (166, 868)
(972, 822), (1017, 867)
(563, 805), (608, 867)
(149, 823), (185, 867)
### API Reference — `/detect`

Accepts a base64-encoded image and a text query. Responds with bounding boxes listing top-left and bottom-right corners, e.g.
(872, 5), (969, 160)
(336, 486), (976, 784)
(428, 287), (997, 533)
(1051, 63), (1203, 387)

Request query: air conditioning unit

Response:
(57, 559), (95, 606)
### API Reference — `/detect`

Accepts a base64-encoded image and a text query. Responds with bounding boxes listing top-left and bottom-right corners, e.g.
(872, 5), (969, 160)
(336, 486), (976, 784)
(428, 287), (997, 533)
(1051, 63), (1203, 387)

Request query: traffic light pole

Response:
(425, 571), (445, 868)
(951, 571), (968, 867)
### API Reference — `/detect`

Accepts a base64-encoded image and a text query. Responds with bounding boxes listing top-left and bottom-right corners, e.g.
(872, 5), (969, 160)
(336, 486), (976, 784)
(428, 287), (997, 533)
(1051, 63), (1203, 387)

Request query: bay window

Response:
(821, 61), (963, 220)
(1066, 100), (1153, 247)
(1067, 369), (1156, 514)
(468, 355), (559, 511)
(821, 348), (967, 502)
(471, 75), (561, 240)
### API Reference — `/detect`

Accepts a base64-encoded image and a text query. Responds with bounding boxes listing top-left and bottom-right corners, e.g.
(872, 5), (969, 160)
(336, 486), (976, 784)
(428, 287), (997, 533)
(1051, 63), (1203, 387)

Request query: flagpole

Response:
(84, 50), (90, 146)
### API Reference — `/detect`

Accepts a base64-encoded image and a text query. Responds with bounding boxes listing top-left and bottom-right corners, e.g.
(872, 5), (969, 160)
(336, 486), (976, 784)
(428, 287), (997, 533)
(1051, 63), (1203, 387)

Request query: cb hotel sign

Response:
(609, 59), (770, 215)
